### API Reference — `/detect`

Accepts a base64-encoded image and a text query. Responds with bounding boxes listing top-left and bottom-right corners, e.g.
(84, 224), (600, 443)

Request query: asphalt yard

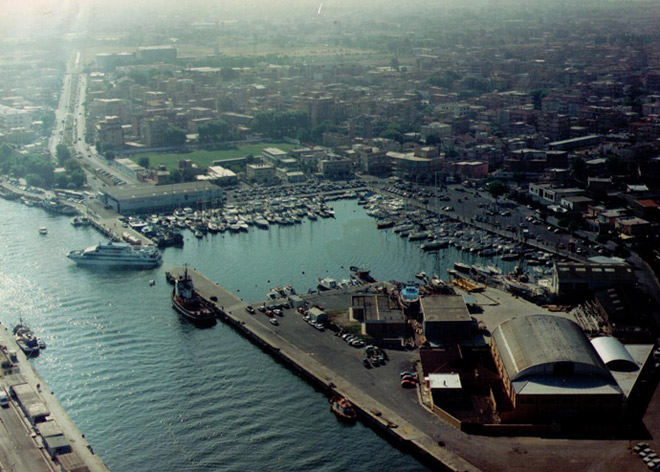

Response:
(175, 267), (653, 472)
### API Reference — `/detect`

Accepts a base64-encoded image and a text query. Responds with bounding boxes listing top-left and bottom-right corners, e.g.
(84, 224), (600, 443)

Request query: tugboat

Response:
(13, 320), (40, 356)
(329, 395), (357, 423)
(172, 267), (216, 326)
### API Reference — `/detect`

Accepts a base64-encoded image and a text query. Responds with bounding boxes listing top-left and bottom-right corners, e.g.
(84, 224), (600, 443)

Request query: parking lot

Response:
(372, 178), (610, 260)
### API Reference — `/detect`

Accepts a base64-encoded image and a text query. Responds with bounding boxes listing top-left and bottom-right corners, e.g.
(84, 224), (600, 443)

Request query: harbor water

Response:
(0, 197), (514, 472)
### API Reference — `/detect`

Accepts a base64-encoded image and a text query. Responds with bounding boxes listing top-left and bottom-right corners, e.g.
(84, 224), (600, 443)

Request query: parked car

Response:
(401, 378), (418, 389)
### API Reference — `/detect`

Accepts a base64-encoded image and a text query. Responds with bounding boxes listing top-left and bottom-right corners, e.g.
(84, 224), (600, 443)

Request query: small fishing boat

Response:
(329, 395), (357, 423)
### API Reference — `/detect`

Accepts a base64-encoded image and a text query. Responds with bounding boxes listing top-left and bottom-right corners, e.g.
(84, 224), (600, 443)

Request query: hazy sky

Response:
(0, 0), (654, 43)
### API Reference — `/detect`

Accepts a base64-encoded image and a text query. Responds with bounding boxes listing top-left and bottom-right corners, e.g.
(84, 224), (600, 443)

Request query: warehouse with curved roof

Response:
(591, 336), (638, 372)
(491, 315), (623, 423)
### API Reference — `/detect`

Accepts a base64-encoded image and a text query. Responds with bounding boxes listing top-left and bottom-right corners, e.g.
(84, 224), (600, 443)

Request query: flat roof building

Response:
(318, 158), (353, 180)
(246, 163), (275, 184)
(57, 452), (88, 472)
(200, 165), (238, 186)
(43, 435), (72, 458)
(308, 307), (328, 324)
(262, 147), (289, 164)
(350, 294), (410, 348)
(12, 383), (50, 425)
(421, 295), (473, 345)
(36, 420), (65, 439)
(388, 151), (444, 182)
(114, 158), (146, 180)
(0, 105), (31, 130)
(276, 168), (306, 183)
(548, 134), (600, 151)
(551, 262), (636, 298)
(529, 183), (584, 205)
(137, 45), (177, 63)
(101, 182), (223, 215)
(426, 373), (463, 408)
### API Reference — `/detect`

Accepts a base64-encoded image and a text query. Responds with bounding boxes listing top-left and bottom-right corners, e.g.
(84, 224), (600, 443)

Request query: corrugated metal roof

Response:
(554, 262), (634, 282)
(421, 295), (470, 323)
(591, 336), (638, 371)
(512, 377), (622, 396)
(104, 182), (221, 200)
(493, 315), (610, 382)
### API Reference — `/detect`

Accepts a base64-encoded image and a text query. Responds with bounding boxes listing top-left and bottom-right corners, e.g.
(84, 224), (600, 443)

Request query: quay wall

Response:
(168, 267), (481, 472)
(88, 217), (118, 241)
(0, 324), (109, 472)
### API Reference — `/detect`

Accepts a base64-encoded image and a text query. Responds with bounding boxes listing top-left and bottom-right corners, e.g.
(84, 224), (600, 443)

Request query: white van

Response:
(0, 390), (9, 407)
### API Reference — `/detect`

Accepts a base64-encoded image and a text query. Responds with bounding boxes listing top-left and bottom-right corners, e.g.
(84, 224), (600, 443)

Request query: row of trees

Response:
(163, 126), (187, 147)
(252, 110), (309, 140)
(198, 120), (231, 144)
(0, 143), (55, 188)
(54, 144), (86, 188)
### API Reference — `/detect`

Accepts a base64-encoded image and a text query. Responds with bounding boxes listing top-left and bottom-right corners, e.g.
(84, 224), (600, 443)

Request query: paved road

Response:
(48, 52), (133, 190)
(0, 324), (109, 472)
(177, 265), (648, 472)
(374, 180), (599, 260)
(0, 401), (54, 472)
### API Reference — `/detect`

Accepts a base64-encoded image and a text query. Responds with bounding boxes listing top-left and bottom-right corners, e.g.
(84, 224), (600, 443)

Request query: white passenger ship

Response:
(67, 242), (162, 269)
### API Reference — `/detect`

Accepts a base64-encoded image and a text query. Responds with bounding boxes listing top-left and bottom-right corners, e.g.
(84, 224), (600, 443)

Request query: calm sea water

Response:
(0, 198), (512, 472)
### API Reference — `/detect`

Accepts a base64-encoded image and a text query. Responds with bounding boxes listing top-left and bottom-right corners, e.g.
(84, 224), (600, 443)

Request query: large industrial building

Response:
(421, 295), (474, 346)
(101, 182), (223, 214)
(350, 294), (410, 348)
(491, 315), (624, 423)
(551, 262), (636, 298)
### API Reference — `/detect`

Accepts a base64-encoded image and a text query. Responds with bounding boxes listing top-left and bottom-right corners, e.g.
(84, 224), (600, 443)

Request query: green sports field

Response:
(134, 143), (298, 171)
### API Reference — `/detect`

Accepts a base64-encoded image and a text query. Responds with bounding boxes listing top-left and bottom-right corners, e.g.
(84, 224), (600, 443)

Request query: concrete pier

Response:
(0, 323), (109, 472)
(167, 266), (481, 472)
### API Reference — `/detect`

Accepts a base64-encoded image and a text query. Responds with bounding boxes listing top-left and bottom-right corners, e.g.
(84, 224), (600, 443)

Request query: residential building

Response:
(276, 168), (305, 183)
(614, 216), (651, 237)
(200, 166), (238, 186)
(388, 151), (443, 182)
(537, 113), (571, 141)
(447, 161), (489, 180)
(420, 122), (452, 141)
(137, 46), (177, 63)
(95, 116), (124, 149)
(528, 184), (583, 205)
(142, 116), (169, 147)
(0, 105), (31, 130)
(355, 146), (390, 175)
(318, 158), (353, 180)
(246, 163), (276, 184)
(262, 147), (289, 165)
